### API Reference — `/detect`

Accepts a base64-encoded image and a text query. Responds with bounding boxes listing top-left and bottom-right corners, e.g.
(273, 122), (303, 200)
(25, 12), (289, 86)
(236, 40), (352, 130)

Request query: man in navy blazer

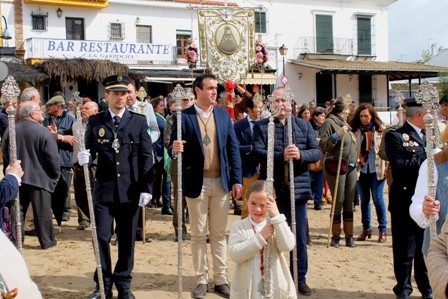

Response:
(233, 96), (262, 218)
(170, 74), (242, 298)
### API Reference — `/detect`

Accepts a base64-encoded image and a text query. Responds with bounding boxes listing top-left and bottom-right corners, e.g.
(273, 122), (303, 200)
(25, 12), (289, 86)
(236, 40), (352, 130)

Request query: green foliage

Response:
(438, 71), (448, 98)
(421, 49), (432, 63)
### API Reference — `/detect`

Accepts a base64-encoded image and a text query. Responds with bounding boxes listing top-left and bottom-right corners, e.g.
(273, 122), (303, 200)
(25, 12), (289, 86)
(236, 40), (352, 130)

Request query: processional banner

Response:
(198, 8), (255, 84)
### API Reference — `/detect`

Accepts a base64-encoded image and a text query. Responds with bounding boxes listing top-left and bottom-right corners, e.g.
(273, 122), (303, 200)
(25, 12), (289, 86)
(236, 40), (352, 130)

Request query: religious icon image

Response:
(215, 24), (240, 55)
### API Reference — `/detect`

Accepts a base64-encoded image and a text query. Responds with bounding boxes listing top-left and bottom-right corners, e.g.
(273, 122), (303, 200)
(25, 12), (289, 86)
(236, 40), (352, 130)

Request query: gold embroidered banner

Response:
(198, 8), (255, 84)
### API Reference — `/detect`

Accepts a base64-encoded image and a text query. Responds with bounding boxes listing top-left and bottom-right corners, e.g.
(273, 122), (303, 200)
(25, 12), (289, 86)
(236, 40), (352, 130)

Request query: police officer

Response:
(78, 74), (153, 299)
(384, 97), (432, 299)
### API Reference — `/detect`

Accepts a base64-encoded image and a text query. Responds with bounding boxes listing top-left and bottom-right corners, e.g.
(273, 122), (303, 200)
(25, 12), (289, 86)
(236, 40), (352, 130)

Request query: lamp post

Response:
(1, 15), (11, 40)
(279, 44), (288, 85)
(279, 44), (288, 76)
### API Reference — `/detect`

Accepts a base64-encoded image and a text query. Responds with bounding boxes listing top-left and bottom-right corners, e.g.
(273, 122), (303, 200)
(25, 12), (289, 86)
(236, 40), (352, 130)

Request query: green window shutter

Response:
(316, 15), (333, 53)
(255, 12), (266, 34)
(357, 17), (371, 55)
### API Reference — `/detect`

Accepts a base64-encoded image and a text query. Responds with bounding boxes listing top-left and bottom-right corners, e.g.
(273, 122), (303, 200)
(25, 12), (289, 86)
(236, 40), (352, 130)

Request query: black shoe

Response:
(25, 229), (36, 236)
(118, 289), (135, 299)
(42, 240), (57, 250)
(330, 236), (340, 247)
(77, 223), (89, 230)
(345, 236), (355, 247)
(86, 287), (112, 299)
(192, 284), (208, 298)
(161, 208), (173, 215)
(298, 282), (312, 296)
(135, 235), (152, 242)
(214, 283), (230, 298)
(422, 293), (433, 299)
(206, 234), (210, 243)
(314, 204), (322, 210)
(61, 213), (70, 222)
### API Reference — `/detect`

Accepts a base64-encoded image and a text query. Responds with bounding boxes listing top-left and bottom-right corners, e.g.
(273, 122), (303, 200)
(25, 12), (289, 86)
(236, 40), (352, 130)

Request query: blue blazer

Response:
(234, 117), (259, 178)
(169, 106), (242, 198)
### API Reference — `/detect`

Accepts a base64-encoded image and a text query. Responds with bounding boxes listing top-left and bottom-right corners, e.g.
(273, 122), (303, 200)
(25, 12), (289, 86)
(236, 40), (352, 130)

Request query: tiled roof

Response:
(289, 59), (448, 80)
(290, 59), (448, 73)
(150, 0), (238, 5)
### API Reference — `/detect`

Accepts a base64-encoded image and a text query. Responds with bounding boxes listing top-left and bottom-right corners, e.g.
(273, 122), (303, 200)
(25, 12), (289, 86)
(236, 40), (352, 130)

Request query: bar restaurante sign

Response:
(44, 39), (173, 62)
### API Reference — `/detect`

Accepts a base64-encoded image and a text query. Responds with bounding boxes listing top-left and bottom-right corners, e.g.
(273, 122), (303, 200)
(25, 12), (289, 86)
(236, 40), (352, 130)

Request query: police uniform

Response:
(384, 98), (432, 298)
(84, 75), (153, 299)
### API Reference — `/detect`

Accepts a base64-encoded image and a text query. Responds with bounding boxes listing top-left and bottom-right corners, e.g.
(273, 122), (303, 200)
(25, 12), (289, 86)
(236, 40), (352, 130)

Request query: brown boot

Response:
(330, 222), (341, 247)
(356, 229), (372, 241)
(343, 221), (355, 247)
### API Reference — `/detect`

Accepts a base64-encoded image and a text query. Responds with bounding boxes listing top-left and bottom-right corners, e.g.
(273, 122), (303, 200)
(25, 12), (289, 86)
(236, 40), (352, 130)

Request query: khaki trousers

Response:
(186, 177), (230, 285)
(240, 172), (259, 219)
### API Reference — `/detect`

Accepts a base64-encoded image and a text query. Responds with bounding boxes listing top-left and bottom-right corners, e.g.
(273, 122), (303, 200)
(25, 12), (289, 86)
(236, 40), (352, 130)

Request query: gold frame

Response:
(198, 8), (255, 84)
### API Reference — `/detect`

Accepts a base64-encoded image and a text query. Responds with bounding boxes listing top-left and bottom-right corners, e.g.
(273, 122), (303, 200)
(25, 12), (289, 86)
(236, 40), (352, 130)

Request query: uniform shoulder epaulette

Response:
(129, 110), (145, 115)
(386, 124), (402, 132)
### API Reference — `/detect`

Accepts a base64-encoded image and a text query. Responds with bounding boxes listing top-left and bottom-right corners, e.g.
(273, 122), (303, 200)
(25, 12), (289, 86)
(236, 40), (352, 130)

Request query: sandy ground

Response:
(22, 191), (424, 299)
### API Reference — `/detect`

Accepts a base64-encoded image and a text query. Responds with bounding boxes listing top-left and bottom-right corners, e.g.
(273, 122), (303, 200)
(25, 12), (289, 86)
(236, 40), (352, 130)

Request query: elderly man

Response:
(43, 95), (77, 223)
(2, 101), (60, 249)
(72, 101), (99, 230)
(385, 97), (432, 299)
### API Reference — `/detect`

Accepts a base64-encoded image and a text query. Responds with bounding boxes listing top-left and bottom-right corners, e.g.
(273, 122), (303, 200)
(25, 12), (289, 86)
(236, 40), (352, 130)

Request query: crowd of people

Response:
(2, 73), (448, 299)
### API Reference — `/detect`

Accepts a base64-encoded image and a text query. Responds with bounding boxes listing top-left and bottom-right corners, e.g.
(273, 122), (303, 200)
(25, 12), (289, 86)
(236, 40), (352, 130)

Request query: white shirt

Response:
(410, 148), (442, 228)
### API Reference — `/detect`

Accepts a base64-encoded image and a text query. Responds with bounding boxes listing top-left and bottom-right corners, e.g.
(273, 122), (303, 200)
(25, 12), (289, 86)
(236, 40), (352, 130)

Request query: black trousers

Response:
(93, 200), (139, 292)
(390, 210), (431, 296)
(73, 165), (96, 224)
(20, 184), (56, 249)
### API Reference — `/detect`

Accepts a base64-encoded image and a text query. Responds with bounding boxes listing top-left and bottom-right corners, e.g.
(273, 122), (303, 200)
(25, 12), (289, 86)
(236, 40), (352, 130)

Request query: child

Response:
(228, 180), (297, 299)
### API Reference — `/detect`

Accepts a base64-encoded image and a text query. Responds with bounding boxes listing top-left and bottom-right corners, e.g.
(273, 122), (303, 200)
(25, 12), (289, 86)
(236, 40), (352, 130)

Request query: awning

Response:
(242, 72), (277, 85)
(288, 59), (448, 81)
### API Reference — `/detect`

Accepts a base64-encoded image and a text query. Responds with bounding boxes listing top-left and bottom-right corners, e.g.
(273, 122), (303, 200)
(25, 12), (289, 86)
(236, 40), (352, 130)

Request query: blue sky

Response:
(388, 0), (448, 62)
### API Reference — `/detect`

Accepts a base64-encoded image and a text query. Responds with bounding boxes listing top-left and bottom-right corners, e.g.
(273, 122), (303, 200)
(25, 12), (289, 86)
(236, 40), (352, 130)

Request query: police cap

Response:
(403, 97), (422, 107)
(103, 74), (131, 92)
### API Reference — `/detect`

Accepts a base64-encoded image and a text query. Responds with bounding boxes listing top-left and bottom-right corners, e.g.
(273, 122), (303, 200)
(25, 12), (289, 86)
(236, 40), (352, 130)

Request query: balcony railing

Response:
(296, 36), (374, 57)
(25, 37), (189, 66)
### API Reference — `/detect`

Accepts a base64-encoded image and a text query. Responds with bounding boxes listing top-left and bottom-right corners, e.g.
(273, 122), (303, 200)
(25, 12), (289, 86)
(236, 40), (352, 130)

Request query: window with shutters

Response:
(66, 18), (84, 40)
(109, 22), (124, 40)
(316, 14), (333, 53)
(255, 11), (267, 34)
(176, 30), (191, 57)
(136, 25), (152, 43)
(357, 17), (371, 55)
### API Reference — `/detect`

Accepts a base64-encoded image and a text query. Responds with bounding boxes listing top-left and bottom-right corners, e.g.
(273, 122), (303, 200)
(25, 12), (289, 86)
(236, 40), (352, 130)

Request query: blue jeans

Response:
(358, 172), (387, 233)
(275, 184), (308, 284)
(310, 170), (324, 205)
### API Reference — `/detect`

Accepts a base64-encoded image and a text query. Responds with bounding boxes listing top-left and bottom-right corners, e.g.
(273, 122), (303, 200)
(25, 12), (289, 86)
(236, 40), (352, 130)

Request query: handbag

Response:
(308, 154), (325, 172)
(324, 157), (348, 176)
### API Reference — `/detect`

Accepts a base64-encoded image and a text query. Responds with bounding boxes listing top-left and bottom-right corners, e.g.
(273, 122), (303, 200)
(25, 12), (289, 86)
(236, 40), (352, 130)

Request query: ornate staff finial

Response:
(415, 80), (438, 238)
(137, 86), (147, 101)
(1, 75), (20, 111)
(185, 87), (195, 101)
(1, 75), (21, 252)
(172, 84), (186, 105)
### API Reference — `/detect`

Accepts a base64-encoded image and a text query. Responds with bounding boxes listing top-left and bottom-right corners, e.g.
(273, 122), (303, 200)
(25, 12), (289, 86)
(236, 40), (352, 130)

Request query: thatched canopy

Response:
(3, 61), (49, 85)
(34, 58), (129, 87)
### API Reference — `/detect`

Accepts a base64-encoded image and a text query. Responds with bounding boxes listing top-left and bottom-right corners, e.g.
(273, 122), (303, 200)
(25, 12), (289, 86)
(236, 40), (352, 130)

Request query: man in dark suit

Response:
(385, 97), (433, 299)
(79, 75), (153, 299)
(2, 101), (60, 249)
(169, 74), (242, 299)
(233, 96), (262, 218)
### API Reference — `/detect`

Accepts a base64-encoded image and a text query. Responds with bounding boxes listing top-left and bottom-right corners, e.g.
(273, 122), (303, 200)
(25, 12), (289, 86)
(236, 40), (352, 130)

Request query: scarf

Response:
(359, 123), (374, 166)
